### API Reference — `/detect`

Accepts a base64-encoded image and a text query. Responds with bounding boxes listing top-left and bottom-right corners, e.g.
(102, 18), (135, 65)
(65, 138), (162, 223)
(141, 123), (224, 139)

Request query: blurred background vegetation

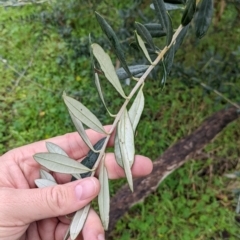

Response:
(1, 0), (240, 239)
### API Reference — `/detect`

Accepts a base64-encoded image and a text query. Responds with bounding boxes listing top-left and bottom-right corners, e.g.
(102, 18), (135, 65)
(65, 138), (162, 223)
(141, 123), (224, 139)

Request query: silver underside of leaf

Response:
(70, 204), (91, 240)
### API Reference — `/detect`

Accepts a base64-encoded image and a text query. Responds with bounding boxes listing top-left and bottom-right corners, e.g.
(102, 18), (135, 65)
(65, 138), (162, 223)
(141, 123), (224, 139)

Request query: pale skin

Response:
(0, 126), (153, 240)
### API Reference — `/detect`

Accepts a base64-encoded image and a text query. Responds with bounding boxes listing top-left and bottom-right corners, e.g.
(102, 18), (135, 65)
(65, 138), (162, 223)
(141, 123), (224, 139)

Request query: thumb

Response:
(0, 177), (100, 224)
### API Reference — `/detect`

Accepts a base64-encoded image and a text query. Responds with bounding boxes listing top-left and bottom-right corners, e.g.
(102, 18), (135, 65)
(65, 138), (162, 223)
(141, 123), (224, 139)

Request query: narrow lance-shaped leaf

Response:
(80, 138), (106, 178)
(70, 204), (91, 240)
(39, 169), (57, 183)
(91, 43), (127, 98)
(69, 111), (99, 153)
(194, 0), (213, 39)
(152, 0), (169, 31)
(98, 155), (110, 230)
(35, 179), (58, 188)
(128, 86), (145, 133)
(34, 153), (92, 174)
(63, 94), (107, 134)
(46, 142), (68, 157)
(181, 0), (196, 26)
(134, 31), (153, 64)
(174, 24), (189, 52)
(114, 132), (123, 168)
(166, 13), (173, 45)
(95, 12), (131, 77)
(116, 65), (149, 81)
(161, 60), (167, 89)
(135, 22), (155, 51)
(144, 23), (166, 38)
(45, 142), (81, 181)
(94, 72), (116, 117)
(118, 109), (135, 191)
(150, 2), (184, 11)
(164, 45), (175, 74)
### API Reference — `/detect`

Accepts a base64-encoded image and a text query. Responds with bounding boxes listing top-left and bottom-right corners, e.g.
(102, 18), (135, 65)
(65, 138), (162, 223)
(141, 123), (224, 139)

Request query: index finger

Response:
(4, 125), (114, 162)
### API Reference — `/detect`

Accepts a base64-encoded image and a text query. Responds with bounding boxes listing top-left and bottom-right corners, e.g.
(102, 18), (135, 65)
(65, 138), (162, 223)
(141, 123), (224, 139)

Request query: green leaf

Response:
(128, 87), (145, 133)
(69, 111), (98, 152)
(135, 22), (155, 51)
(94, 72), (116, 117)
(91, 43), (127, 98)
(152, 0), (169, 31)
(98, 156), (110, 230)
(161, 60), (167, 89)
(166, 13), (173, 45)
(116, 65), (149, 80)
(63, 94), (107, 134)
(164, 45), (175, 74)
(70, 204), (91, 240)
(95, 12), (131, 77)
(174, 24), (189, 52)
(34, 153), (92, 174)
(35, 179), (58, 188)
(46, 142), (68, 156)
(134, 31), (153, 64)
(195, 0), (213, 39)
(150, 3), (183, 11)
(39, 169), (57, 182)
(144, 23), (166, 38)
(181, 0), (197, 26)
(118, 109), (135, 191)
(80, 138), (106, 178)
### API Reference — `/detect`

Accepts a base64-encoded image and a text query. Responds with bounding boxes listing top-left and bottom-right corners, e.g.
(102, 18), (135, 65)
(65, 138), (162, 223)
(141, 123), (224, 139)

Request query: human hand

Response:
(0, 126), (153, 240)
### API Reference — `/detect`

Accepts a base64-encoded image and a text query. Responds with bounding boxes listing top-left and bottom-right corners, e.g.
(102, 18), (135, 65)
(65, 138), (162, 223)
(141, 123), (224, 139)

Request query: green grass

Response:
(1, 1), (240, 239)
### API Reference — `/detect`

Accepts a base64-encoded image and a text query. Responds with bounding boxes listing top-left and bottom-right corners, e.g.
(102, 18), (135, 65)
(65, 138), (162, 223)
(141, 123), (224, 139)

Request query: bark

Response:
(107, 106), (239, 235)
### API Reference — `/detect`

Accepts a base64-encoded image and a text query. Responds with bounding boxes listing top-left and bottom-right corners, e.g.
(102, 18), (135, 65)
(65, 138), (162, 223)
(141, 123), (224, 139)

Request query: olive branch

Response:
(31, 0), (214, 239)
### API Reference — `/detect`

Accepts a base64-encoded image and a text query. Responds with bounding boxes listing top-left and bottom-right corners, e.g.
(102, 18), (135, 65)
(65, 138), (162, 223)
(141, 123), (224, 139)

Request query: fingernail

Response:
(75, 178), (97, 200)
(98, 234), (105, 240)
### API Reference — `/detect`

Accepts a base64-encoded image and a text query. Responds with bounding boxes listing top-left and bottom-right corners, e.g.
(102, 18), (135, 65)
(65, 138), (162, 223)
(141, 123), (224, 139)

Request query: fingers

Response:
(0, 178), (100, 224)
(54, 209), (104, 240)
(3, 125), (114, 163)
(97, 153), (153, 179)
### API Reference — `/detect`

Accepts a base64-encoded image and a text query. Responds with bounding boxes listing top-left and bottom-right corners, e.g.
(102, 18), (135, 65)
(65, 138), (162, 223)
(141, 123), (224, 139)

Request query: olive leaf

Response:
(94, 72), (116, 117)
(34, 153), (92, 174)
(114, 132), (123, 168)
(166, 13), (173, 45)
(152, 0), (169, 31)
(116, 65), (149, 81)
(150, 2), (184, 11)
(91, 43), (127, 99)
(63, 94), (107, 135)
(144, 23), (166, 38)
(174, 24), (189, 52)
(135, 22), (155, 51)
(161, 60), (167, 88)
(39, 169), (57, 182)
(80, 138), (106, 178)
(95, 12), (131, 77)
(34, 179), (57, 188)
(181, 0), (196, 26)
(195, 0), (213, 39)
(128, 87), (145, 133)
(164, 45), (175, 74)
(118, 109), (135, 191)
(134, 31), (153, 64)
(69, 111), (98, 153)
(70, 204), (91, 240)
(46, 142), (68, 156)
(98, 155), (110, 230)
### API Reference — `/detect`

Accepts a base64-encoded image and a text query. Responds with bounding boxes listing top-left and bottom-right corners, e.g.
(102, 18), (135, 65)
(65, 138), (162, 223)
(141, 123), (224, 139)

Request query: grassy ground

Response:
(1, 1), (240, 239)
